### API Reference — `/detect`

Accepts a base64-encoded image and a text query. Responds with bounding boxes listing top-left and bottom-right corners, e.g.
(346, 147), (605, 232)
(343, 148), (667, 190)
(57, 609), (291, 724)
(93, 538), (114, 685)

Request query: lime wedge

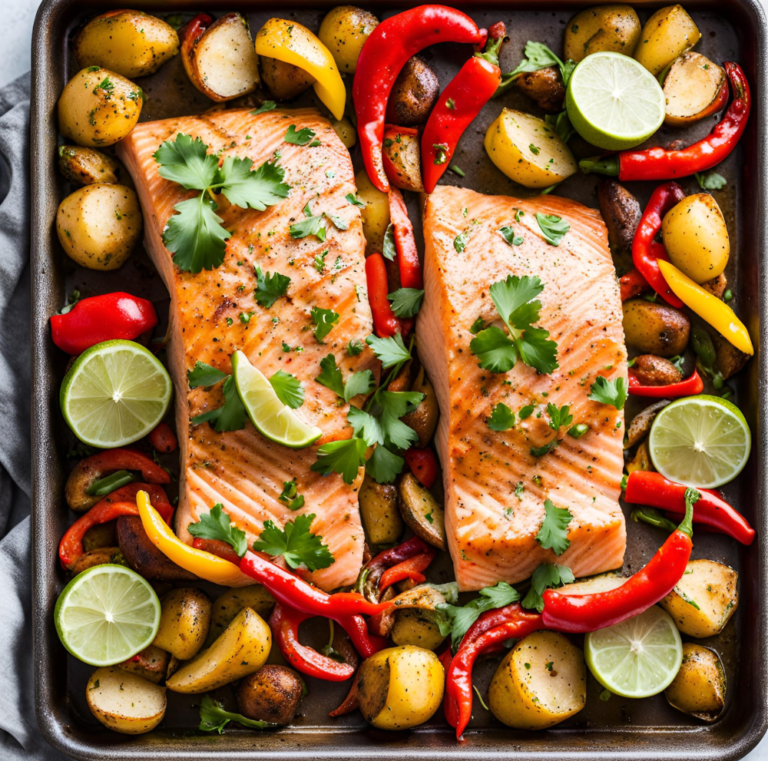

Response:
(232, 350), (322, 448)
(585, 606), (682, 698)
(566, 52), (666, 151)
(648, 394), (751, 488)
(60, 339), (172, 448)
(54, 565), (161, 667)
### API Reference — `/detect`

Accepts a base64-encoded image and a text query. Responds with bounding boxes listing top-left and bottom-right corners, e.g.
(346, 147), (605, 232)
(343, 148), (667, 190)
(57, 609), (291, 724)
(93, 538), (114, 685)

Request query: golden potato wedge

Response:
(74, 11), (179, 78)
(318, 5), (378, 74)
(237, 665), (304, 725)
(83, 520), (118, 551)
(206, 585), (275, 647)
(58, 67), (142, 147)
(359, 474), (402, 545)
(562, 573), (626, 595)
(382, 126), (423, 193)
(153, 588), (211, 660)
(397, 473), (446, 550)
(489, 631), (586, 730)
(355, 170), (390, 254)
(662, 193), (730, 284)
(166, 607), (271, 694)
(332, 117), (357, 149)
(358, 646), (444, 729)
(485, 108), (577, 188)
(634, 5), (701, 76)
(401, 366), (439, 448)
(58, 145), (122, 186)
(663, 52), (726, 126)
(118, 645), (172, 685)
(665, 643), (726, 721)
(622, 299), (690, 356)
(659, 559), (738, 637)
(391, 609), (446, 650)
(565, 5), (642, 62)
(69, 547), (124, 574)
(386, 56), (440, 127)
(260, 56), (314, 101)
(625, 400), (670, 449)
(86, 667), (166, 734)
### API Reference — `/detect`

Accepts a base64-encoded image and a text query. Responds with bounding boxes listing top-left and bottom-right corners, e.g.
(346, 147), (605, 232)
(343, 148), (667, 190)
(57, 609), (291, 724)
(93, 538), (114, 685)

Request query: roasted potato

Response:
(634, 5), (701, 76)
(357, 646), (444, 730)
(152, 588), (211, 660)
(318, 5), (379, 74)
(397, 473), (446, 550)
(58, 145), (123, 186)
(237, 665), (304, 725)
(58, 67), (142, 147)
(118, 645), (172, 685)
(659, 559), (738, 638)
(485, 109), (577, 189)
(74, 11), (179, 78)
(622, 299), (690, 357)
(489, 631), (586, 730)
(401, 366), (439, 448)
(630, 355), (683, 386)
(713, 331), (750, 381)
(391, 609), (446, 650)
(662, 52), (726, 126)
(166, 607), (271, 693)
(369, 585), (448, 638)
(260, 56), (314, 101)
(663, 194), (730, 284)
(565, 5), (641, 62)
(597, 179), (641, 258)
(701, 273), (728, 299)
(359, 474), (402, 545)
(386, 56), (440, 127)
(87, 667), (167, 734)
(626, 440), (653, 474)
(69, 547), (125, 574)
(514, 67), (565, 112)
(83, 520), (118, 551)
(562, 572), (626, 594)
(206, 585), (275, 647)
(625, 399), (669, 448)
(56, 184), (142, 270)
(117, 515), (198, 581)
(382, 126), (423, 193)
(332, 117), (357, 149)
(665, 643), (726, 722)
(354, 169), (390, 254)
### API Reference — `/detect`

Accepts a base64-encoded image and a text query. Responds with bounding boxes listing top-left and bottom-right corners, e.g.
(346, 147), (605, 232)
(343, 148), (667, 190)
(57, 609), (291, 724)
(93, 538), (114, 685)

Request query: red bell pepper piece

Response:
(619, 268), (650, 301)
(582, 63), (750, 181)
(541, 489), (698, 633)
(179, 13), (212, 56)
(628, 368), (704, 398)
(149, 423), (178, 453)
(379, 546), (436, 590)
(365, 253), (401, 337)
(632, 182), (686, 307)
(404, 447), (439, 488)
(388, 187), (423, 290)
(353, 5), (483, 192)
(191, 537), (243, 565)
(625, 471), (755, 545)
(421, 23), (505, 194)
(50, 292), (158, 356)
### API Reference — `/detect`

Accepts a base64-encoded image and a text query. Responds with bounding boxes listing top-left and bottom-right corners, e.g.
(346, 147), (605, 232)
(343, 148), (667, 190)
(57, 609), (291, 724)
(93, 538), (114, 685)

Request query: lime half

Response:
(566, 52), (666, 150)
(232, 350), (322, 448)
(61, 339), (172, 448)
(585, 606), (683, 699)
(648, 394), (751, 488)
(55, 565), (161, 667)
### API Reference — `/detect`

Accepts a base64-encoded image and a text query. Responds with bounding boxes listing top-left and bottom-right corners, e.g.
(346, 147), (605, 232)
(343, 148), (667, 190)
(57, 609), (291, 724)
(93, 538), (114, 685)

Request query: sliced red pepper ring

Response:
(388, 187), (423, 290)
(379, 546), (436, 590)
(628, 368), (704, 398)
(355, 536), (434, 602)
(329, 671), (360, 717)
(366, 253), (402, 337)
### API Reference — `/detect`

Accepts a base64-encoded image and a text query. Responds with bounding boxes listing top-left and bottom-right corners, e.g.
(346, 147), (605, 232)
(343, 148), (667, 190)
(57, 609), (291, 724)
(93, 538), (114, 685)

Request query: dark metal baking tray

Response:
(30, 0), (768, 758)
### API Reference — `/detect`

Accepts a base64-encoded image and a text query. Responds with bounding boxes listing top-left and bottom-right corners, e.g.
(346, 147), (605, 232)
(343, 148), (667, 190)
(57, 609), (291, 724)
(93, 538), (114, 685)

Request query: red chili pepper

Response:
(388, 187), (423, 290)
(179, 13), (212, 54)
(370, 536), (432, 569)
(404, 447), (439, 488)
(149, 423), (177, 453)
(365, 253), (401, 337)
(421, 23), (505, 194)
(619, 268), (650, 301)
(581, 63), (750, 181)
(625, 471), (755, 545)
(379, 546), (436, 590)
(50, 292), (158, 356)
(632, 182), (686, 307)
(628, 368), (704, 398)
(541, 489), (697, 633)
(353, 5), (483, 192)
(191, 537), (243, 565)
(335, 613), (388, 658)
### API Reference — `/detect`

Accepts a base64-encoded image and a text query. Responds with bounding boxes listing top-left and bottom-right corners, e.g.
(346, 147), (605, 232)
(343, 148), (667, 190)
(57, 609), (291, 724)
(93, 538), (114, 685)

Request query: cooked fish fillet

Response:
(418, 186), (627, 591)
(117, 108), (376, 590)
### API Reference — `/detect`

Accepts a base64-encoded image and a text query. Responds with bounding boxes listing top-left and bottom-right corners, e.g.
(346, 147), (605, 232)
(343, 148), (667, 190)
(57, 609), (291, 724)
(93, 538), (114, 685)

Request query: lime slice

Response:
(54, 564), (161, 667)
(232, 350), (322, 448)
(585, 606), (682, 698)
(566, 52), (666, 150)
(648, 394), (751, 488)
(60, 339), (172, 448)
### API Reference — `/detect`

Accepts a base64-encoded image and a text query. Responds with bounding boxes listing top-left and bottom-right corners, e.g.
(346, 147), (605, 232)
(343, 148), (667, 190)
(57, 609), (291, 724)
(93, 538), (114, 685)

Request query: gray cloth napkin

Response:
(0, 73), (70, 760)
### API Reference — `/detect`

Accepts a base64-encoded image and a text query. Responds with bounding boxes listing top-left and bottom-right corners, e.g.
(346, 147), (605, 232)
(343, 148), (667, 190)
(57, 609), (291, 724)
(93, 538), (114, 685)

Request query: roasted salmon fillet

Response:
(418, 186), (627, 591)
(117, 108), (376, 590)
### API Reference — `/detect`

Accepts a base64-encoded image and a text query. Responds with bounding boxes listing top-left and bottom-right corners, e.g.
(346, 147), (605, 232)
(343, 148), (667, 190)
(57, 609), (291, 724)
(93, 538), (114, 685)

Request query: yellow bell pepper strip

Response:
(255, 18), (346, 120)
(136, 490), (255, 587)
(658, 260), (754, 355)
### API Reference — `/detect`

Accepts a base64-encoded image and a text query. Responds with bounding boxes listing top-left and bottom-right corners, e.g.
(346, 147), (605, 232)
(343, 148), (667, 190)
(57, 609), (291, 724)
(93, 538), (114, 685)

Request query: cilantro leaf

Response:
(546, 403), (573, 431)
(499, 226), (524, 246)
(536, 499), (573, 555)
(347, 339), (365, 356)
(311, 437), (367, 484)
(488, 402), (516, 431)
(695, 171), (727, 190)
(191, 374), (247, 432)
(314, 249), (329, 273)
(588, 376), (628, 410)
(366, 333), (411, 368)
(530, 439), (558, 457)
(278, 479), (305, 511)
(251, 101), (276, 115)
(470, 326), (518, 373)
(253, 513), (334, 571)
(326, 213), (349, 230)
(154, 133), (219, 190)
(346, 193), (366, 208)
(188, 503), (248, 557)
(164, 196), (229, 273)
(188, 361), (227, 389)
(218, 158), (290, 211)
(536, 213), (570, 246)
(454, 231), (468, 253)
(497, 41), (574, 96)
(199, 695), (276, 733)
(312, 307), (340, 343)
(376, 390), (424, 450)
(347, 406), (383, 446)
(316, 354), (345, 397)
(388, 288), (424, 318)
(469, 317), (486, 334)
(521, 563), (575, 613)
(269, 369), (304, 409)
(382, 223), (397, 261)
(290, 205), (327, 241)
(344, 370), (375, 402)
(254, 265), (290, 308)
(365, 444), (404, 484)
(285, 124), (316, 145)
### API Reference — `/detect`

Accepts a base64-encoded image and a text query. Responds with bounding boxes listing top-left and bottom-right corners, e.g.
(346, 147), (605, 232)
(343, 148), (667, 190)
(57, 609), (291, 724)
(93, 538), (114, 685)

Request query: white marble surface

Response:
(5, 1), (767, 759)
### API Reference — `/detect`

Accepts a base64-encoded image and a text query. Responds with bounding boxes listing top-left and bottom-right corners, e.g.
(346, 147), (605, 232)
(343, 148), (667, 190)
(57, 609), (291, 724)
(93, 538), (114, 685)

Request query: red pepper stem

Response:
(475, 22), (505, 66)
(579, 156), (620, 176)
(679, 488), (700, 539)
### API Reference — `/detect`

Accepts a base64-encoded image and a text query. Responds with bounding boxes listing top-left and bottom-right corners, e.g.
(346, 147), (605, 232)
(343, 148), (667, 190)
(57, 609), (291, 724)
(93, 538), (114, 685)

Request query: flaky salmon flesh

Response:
(117, 108), (376, 590)
(418, 186), (627, 591)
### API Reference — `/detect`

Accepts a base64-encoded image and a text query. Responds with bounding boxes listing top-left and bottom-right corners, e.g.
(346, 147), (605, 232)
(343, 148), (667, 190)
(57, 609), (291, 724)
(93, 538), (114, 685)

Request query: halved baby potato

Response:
(391, 609), (446, 651)
(87, 667), (167, 734)
(665, 643), (726, 721)
(634, 4), (701, 76)
(398, 472), (446, 550)
(489, 631), (586, 730)
(355, 169), (390, 254)
(318, 5), (379, 74)
(332, 117), (357, 149)
(118, 645), (172, 685)
(58, 146), (123, 186)
(562, 573), (626, 595)
(382, 126), (423, 193)
(564, 5), (642, 62)
(206, 584), (275, 647)
(260, 56), (314, 101)
(663, 52), (727, 126)
(359, 474), (402, 545)
(485, 108), (577, 189)
(153, 588), (212, 660)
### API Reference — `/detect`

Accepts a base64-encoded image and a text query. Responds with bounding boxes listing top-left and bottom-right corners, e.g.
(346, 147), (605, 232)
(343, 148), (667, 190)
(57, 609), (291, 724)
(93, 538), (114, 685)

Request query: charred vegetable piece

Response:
(514, 67), (565, 112)
(662, 52), (727, 127)
(386, 56), (440, 127)
(236, 665), (304, 725)
(401, 367), (438, 448)
(625, 399), (670, 449)
(58, 145), (123, 186)
(597, 179), (641, 259)
(397, 473), (446, 550)
(622, 299), (690, 357)
(630, 355), (683, 386)
(117, 515), (198, 582)
(359, 474), (403, 545)
(118, 645), (172, 685)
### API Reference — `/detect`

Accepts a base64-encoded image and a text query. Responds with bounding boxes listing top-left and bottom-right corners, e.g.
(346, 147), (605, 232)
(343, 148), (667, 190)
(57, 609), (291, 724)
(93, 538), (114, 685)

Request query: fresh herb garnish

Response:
(521, 563), (575, 613)
(254, 265), (290, 308)
(382, 223), (397, 261)
(497, 41), (576, 96)
(316, 354), (374, 402)
(433, 144), (449, 165)
(536, 499), (573, 555)
(695, 171), (727, 190)
(253, 513), (334, 571)
(347, 338), (365, 356)
(285, 124), (316, 146)
(346, 193), (366, 208)
(311, 436), (367, 484)
(487, 403), (516, 431)
(388, 288), (424, 318)
(535, 213), (570, 246)
(588, 376), (628, 410)
(191, 374), (247, 432)
(311, 307), (340, 343)
(188, 503), (247, 557)
(188, 361), (228, 389)
(290, 203), (327, 241)
(250, 101), (277, 115)
(199, 695), (277, 733)
(269, 369), (304, 409)
(278, 479), (305, 511)
(499, 226), (524, 246)
(454, 231), (469, 253)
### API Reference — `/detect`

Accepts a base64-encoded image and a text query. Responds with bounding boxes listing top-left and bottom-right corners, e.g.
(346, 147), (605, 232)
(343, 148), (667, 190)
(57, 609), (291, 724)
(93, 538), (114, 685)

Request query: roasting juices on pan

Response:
(48, 0), (752, 740)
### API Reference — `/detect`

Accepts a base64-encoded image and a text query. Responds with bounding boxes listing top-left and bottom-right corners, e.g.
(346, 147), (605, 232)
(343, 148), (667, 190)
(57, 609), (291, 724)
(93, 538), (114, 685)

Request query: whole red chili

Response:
(421, 22), (506, 193)
(632, 182), (686, 307)
(50, 292), (158, 355)
(541, 488), (698, 633)
(353, 5), (483, 192)
(580, 63), (750, 181)
(388, 187), (423, 290)
(620, 268), (650, 301)
(625, 470), (755, 545)
(379, 546), (436, 590)
(628, 368), (704, 398)
(365, 253), (401, 337)
(149, 422), (178, 453)
(404, 447), (439, 488)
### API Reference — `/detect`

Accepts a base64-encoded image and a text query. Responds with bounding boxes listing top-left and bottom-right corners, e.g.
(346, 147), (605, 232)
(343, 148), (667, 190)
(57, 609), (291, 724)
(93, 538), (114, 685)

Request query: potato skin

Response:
(359, 474), (402, 545)
(318, 5), (378, 74)
(391, 610), (446, 650)
(58, 145), (122, 186)
(634, 4), (701, 76)
(355, 169), (390, 254)
(565, 5), (641, 62)
(514, 67), (565, 112)
(386, 56), (440, 127)
(663, 52), (726, 127)
(69, 547), (125, 574)
(401, 366), (438, 448)
(237, 665), (304, 725)
(382, 126), (423, 193)
(631, 355), (683, 386)
(665, 643), (726, 721)
(118, 645), (172, 685)
(397, 472), (446, 550)
(622, 299), (690, 357)
(153, 588), (212, 660)
(260, 56), (314, 101)
(332, 117), (357, 149)
(117, 515), (198, 581)
(713, 331), (750, 381)
(56, 184), (142, 270)
(206, 585), (275, 647)
(58, 68), (142, 147)
(597, 179), (641, 258)
(87, 667), (167, 734)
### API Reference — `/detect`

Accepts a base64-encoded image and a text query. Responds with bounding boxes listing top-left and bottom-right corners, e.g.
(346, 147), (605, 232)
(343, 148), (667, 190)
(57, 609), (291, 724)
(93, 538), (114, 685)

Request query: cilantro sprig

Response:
(190, 372), (247, 432)
(188, 503), (248, 557)
(269, 370), (304, 409)
(536, 499), (573, 555)
(497, 41), (576, 96)
(316, 354), (375, 402)
(199, 695), (277, 733)
(589, 376), (628, 410)
(388, 288), (424, 318)
(279, 479), (305, 511)
(253, 513), (334, 571)
(255, 265), (290, 308)
(521, 563), (575, 613)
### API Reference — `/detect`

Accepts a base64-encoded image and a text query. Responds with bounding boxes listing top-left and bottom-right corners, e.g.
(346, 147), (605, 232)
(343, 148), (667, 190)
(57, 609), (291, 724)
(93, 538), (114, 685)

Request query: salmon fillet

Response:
(117, 108), (376, 590)
(418, 186), (627, 591)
